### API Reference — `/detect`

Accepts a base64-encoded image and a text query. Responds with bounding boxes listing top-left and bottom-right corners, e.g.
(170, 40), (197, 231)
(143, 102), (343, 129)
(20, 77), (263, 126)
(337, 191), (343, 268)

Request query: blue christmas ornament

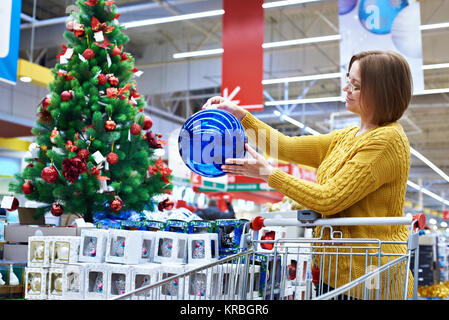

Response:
(359, 0), (408, 34)
(178, 109), (247, 178)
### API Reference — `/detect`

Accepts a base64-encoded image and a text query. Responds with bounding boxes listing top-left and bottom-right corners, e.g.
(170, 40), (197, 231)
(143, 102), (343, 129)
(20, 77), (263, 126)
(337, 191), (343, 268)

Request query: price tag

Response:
(107, 54), (111, 67)
(63, 48), (74, 60)
(92, 151), (105, 164)
(78, 53), (87, 62)
(1, 196), (14, 209)
(94, 31), (104, 42)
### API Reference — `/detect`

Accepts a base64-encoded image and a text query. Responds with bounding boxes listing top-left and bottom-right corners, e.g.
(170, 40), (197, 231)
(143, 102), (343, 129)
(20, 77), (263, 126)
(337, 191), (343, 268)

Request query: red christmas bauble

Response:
(108, 75), (119, 86)
(110, 46), (121, 56)
(97, 73), (107, 85)
(110, 198), (123, 211)
(83, 48), (95, 60)
(74, 25), (85, 38)
(106, 152), (119, 165)
(66, 20), (75, 32)
(21, 181), (34, 194)
(41, 166), (59, 183)
(130, 123), (141, 135)
(143, 116), (153, 130)
(42, 97), (51, 109)
(77, 149), (90, 160)
(61, 91), (72, 101)
(7, 197), (19, 212)
(51, 203), (64, 216)
(104, 119), (116, 131)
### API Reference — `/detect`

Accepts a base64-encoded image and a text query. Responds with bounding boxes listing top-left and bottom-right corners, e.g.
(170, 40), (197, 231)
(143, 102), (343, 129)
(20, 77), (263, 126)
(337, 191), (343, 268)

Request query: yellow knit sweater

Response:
(241, 112), (413, 299)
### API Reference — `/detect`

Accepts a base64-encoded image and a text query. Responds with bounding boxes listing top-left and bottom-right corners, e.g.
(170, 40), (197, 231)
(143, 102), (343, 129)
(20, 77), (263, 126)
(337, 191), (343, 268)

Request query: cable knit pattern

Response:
(241, 112), (413, 299)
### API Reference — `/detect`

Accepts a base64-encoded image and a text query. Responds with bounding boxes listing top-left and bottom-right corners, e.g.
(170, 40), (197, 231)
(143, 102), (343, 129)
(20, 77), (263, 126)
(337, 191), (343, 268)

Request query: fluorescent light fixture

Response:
(407, 180), (449, 206)
(263, 72), (342, 85)
(410, 147), (449, 183)
(266, 96), (344, 106)
(19, 76), (32, 83)
(173, 48), (223, 59)
(428, 218), (437, 225)
(414, 88), (449, 95)
(123, 9), (224, 28)
(262, 34), (341, 49)
(420, 22), (449, 31)
(274, 111), (321, 135)
(262, 0), (319, 9)
(441, 222), (448, 228)
(422, 63), (449, 70)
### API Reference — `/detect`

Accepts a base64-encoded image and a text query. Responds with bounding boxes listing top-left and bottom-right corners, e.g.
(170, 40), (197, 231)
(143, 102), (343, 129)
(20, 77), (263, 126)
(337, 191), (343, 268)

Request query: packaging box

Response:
(215, 219), (247, 256)
(0, 263), (25, 299)
(255, 227), (287, 253)
(79, 228), (109, 263)
(184, 265), (221, 300)
(130, 264), (160, 300)
(47, 268), (64, 300)
(62, 263), (88, 300)
(138, 231), (156, 264)
(186, 233), (219, 265)
(4, 224), (87, 244)
(164, 220), (189, 233)
(84, 263), (108, 300)
(50, 236), (81, 267)
(106, 264), (132, 299)
(3, 243), (28, 261)
(153, 231), (188, 265)
(188, 220), (215, 234)
(158, 264), (186, 299)
(105, 229), (143, 265)
(18, 208), (45, 225)
(27, 236), (52, 268)
(25, 267), (48, 300)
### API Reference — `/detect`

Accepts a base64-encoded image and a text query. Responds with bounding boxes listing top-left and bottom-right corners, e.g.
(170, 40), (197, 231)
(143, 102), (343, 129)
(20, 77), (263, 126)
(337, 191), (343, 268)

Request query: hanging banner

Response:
(222, 0), (264, 111)
(338, 0), (424, 93)
(0, 0), (22, 85)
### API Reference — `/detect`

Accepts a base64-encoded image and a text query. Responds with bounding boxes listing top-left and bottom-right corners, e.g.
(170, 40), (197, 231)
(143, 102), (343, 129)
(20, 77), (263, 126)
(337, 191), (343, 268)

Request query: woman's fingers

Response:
(245, 143), (260, 159)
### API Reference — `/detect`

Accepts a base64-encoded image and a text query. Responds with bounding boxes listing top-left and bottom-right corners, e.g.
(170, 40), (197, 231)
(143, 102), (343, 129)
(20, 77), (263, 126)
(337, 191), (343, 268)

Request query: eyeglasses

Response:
(345, 73), (361, 93)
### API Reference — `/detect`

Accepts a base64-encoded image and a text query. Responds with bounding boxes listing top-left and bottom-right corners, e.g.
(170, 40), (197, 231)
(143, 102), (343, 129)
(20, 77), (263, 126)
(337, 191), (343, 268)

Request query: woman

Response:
(203, 50), (414, 299)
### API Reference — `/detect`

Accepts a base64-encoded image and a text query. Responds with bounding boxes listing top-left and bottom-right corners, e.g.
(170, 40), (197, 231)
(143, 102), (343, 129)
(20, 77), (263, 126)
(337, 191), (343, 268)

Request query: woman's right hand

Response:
(202, 96), (248, 121)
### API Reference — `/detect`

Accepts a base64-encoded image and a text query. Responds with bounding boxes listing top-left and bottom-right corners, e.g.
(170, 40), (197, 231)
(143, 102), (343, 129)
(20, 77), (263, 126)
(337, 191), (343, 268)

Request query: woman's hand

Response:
(202, 96), (248, 121)
(221, 143), (275, 182)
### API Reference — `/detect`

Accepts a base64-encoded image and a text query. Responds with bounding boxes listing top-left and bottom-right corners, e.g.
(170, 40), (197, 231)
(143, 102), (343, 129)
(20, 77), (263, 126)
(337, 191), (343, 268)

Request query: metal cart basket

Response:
(113, 211), (425, 301)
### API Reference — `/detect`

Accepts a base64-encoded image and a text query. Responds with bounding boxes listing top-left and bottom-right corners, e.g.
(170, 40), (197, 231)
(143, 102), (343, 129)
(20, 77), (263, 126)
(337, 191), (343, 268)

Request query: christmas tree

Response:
(9, 0), (172, 222)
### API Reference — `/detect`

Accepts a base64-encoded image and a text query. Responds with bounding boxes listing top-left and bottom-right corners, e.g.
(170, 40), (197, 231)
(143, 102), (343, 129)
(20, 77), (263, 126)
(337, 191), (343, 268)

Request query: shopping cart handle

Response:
(250, 216), (265, 231)
(413, 213), (426, 231)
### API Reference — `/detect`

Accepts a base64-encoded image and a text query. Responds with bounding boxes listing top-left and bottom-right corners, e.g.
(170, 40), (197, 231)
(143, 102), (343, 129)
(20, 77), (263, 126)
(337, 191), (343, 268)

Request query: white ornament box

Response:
(186, 233), (219, 265)
(154, 231), (188, 265)
(84, 263), (108, 300)
(105, 229), (142, 265)
(47, 268), (64, 300)
(28, 236), (52, 268)
(25, 267), (48, 300)
(51, 236), (81, 266)
(138, 231), (156, 264)
(130, 264), (160, 300)
(79, 228), (109, 263)
(256, 227), (287, 253)
(183, 265), (221, 300)
(62, 263), (88, 300)
(106, 264), (132, 299)
(157, 264), (187, 299)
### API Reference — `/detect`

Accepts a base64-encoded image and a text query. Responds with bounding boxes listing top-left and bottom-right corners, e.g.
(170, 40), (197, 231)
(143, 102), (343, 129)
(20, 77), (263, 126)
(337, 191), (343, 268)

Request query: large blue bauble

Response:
(178, 109), (247, 178)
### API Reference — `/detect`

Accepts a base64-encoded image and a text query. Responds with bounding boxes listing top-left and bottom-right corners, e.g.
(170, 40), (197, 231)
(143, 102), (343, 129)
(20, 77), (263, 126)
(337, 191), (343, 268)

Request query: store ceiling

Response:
(18, 0), (449, 211)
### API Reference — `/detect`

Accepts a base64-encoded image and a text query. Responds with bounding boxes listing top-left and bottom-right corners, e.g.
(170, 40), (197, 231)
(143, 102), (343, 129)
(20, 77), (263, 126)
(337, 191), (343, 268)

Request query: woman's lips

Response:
(346, 96), (353, 103)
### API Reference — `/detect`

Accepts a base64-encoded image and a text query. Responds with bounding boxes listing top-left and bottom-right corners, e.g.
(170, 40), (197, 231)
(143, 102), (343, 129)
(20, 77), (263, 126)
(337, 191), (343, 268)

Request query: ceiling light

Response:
(420, 22), (449, 31)
(422, 63), (449, 70)
(406, 180), (449, 206)
(266, 96), (344, 106)
(262, 34), (341, 49)
(123, 9), (225, 28)
(19, 76), (32, 83)
(262, 72), (342, 85)
(410, 147), (449, 183)
(173, 48), (223, 59)
(262, 0), (319, 9)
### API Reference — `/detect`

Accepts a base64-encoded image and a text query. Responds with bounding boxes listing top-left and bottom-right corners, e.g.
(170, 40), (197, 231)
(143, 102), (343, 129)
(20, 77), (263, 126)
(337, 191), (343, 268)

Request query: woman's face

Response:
(343, 60), (363, 116)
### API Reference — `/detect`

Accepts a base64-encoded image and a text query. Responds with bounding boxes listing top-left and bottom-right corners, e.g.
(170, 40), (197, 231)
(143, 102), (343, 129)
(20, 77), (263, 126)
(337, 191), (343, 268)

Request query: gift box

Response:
(105, 229), (143, 265)
(106, 264), (132, 299)
(143, 220), (165, 232)
(158, 264), (186, 299)
(164, 219), (189, 233)
(79, 228), (108, 263)
(0, 263), (25, 299)
(47, 268), (64, 300)
(255, 227), (287, 253)
(138, 231), (157, 264)
(153, 231), (188, 265)
(84, 263), (108, 300)
(25, 267), (48, 300)
(188, 220), (215, 234)
(50, 236), (81, 266)
(187, 233), (219, 265)
(62, 263), (87, 300)
(183, 265), (221, 300)
(219, 262), (261, 300)
(27, 236), (52, 268)
(120, 220), (146, 230)
(215, 219), (247, 256)
(130, 264), (160, 300)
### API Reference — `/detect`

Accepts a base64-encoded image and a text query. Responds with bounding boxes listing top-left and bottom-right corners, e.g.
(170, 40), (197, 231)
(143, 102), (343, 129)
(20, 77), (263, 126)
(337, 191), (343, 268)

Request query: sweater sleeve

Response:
(241, 112), (336, 168)
(267, 138), (404, 216)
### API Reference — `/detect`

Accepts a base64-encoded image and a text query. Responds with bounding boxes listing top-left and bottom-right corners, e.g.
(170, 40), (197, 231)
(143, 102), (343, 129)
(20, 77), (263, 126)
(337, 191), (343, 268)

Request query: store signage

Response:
(0, 0), (22, 85)
(443, 210), (449, 221)
(338, 0), (424, 93)
(221, 0), (264, 111)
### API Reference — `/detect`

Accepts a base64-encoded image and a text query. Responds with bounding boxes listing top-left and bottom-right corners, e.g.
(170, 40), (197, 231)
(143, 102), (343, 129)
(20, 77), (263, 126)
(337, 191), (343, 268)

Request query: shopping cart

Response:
(112, 210), (426, 301)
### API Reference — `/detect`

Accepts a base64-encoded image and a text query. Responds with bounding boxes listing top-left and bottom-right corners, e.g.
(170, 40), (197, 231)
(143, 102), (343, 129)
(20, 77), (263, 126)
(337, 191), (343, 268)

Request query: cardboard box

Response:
(3, 244), (28, 261)
(18, 208), (45, 225)
(4, 224), (89, 244)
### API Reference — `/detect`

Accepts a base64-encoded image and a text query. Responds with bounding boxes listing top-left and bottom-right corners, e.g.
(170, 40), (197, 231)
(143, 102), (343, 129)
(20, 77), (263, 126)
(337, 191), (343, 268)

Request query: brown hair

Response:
(348, 51), (413, 126)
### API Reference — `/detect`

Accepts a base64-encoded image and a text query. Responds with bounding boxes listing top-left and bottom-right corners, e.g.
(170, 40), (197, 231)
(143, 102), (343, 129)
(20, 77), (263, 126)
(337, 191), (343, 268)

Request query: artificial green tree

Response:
(9, 0), (172, 222)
